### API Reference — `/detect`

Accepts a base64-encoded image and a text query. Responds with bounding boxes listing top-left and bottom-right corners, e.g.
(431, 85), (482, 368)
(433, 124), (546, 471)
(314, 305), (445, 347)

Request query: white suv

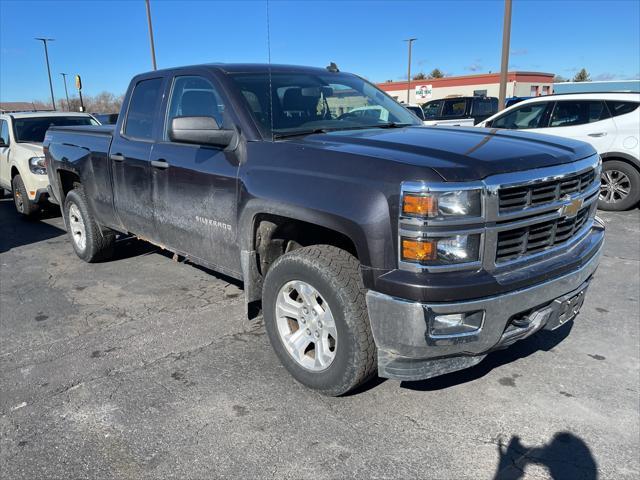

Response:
(477, 93), (640, 211)
(0, 112), (98, 216)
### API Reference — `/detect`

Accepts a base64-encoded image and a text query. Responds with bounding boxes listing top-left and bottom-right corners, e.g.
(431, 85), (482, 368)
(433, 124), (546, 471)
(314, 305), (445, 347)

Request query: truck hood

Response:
(14, 142), (44, 156)
(288, 126), (595, 181)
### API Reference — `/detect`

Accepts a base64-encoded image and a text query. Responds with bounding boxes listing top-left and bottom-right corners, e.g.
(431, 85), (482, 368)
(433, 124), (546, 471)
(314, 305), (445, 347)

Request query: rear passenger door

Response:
(535, 100), (616, 153)
(0, 119), (10, 188)
(110, 76), (166, 241)
(150, 73), (241, 276)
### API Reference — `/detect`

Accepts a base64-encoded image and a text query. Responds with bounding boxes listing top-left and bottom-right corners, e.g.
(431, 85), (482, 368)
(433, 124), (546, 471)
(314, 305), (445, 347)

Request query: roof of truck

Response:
(137, 63), (344, 77)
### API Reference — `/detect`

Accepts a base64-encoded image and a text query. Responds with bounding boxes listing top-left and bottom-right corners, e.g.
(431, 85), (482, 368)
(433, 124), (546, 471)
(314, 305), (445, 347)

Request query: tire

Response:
(598, 160), (640, 211)
(12, 175), (39, 216)
(262, 245), (376, 396)
(63, 186), (115, 262)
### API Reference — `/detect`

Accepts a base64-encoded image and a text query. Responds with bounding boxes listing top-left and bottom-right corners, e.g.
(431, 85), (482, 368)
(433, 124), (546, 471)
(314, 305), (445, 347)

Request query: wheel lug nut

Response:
(303, 307), (309, 314)
(318, 321), (323, 328)
(300, 317), (306, 324)
(314, 331), (319, 338)
(306, 329), (311, 336)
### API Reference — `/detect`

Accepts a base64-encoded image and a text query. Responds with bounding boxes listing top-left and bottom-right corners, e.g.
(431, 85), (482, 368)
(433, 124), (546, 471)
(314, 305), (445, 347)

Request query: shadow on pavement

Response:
(0, 199), (66, 253)
(492, 432), (598, 479)
(400, 321), (573, 392)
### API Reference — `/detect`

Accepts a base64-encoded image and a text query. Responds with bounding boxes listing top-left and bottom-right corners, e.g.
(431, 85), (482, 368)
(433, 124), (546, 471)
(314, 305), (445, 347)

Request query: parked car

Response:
(422, 96), (498, 126)
(92, 113), (119, 125)
(505, 96), (532, 108)
(477, 93), (640, 210)
(0, 111), (98, 215)
(45, 64), (604, 396)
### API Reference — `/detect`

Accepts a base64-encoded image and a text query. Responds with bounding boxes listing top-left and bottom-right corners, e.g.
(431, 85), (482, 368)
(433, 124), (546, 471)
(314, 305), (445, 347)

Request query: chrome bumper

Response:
(366, 221), (604, 381)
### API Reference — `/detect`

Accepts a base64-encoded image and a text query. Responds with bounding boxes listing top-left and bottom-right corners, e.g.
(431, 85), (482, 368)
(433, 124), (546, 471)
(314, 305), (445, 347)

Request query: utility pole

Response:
(35, 38), (56, 110)
(404, 38), (417, 104)
(145, 0), (157, 70)
(498, 0), (513, 110)
(60, 73), (70, 111)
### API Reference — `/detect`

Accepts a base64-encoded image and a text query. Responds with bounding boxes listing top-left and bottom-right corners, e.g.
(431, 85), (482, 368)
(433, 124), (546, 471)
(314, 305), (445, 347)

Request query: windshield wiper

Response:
(272, 128), (330, 140)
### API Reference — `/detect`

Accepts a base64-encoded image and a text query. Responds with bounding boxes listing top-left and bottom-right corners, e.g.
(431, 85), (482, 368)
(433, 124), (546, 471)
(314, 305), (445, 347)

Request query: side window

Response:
(0, 120), (9, 145)
(166, 75), (225, 138)
(471, 97), (497, 116)
(492, 103), (549, 129)
(606, 101), (640, 117)
(549, 101), (610, 127)
(441, 99), (467, 118)
(124, 78), (163, 140)
(423, 100), (442, 119)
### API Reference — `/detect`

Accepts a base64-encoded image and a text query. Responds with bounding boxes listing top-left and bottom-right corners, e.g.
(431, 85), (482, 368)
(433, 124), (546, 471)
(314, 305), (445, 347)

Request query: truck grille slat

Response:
(496, 206), (591, 263)
(499, 168), (597, 212)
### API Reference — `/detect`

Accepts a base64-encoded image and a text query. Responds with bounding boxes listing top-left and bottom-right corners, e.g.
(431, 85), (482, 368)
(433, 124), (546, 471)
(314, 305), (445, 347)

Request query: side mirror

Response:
(484, 120), (492, 128)
(169, 116), (235, 148)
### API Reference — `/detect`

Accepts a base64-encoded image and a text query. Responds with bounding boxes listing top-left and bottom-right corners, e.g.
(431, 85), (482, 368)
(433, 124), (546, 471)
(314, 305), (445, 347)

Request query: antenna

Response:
(266, 0), (274, 141)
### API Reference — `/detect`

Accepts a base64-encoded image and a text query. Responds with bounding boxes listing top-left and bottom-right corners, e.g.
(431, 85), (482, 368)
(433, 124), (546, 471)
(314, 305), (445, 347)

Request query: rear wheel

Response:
(598, 160), (640, 211)
(63, 186), (115, 262)
(12, 175), (39, 216)
(262, 245), (376, 396)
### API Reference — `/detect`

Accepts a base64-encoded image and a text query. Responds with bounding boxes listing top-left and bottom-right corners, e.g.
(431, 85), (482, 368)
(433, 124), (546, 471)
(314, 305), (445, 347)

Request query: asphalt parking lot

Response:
(0, 197), (638, 480)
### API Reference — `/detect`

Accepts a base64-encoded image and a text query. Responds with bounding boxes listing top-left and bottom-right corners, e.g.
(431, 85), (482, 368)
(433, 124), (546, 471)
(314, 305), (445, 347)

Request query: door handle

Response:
(110, 153), (125, 161)
(151, 159), (170, 169)
(588, 132), (607, 137)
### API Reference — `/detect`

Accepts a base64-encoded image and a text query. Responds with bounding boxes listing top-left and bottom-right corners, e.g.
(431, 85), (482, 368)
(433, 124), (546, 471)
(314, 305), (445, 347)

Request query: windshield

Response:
(13, 116), (98, 143)
(228, 71), (420, 138)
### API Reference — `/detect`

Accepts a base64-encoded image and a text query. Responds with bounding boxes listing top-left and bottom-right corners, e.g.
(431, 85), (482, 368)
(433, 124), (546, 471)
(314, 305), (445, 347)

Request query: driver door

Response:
(0, 119), (11, 189)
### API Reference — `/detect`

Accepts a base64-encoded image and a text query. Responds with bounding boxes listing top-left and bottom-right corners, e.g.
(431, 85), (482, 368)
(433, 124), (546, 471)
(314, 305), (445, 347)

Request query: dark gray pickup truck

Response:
(44, 64), (604, 395)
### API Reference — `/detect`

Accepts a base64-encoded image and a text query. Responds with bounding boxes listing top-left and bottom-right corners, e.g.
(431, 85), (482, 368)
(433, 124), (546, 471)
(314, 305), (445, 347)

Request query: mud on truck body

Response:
(44, 64), (604, 395)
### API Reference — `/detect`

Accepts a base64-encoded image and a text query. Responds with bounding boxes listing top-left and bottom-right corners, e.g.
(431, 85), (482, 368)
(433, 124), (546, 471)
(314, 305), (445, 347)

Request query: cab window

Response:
(549, 101), (610, 127)
(491, 103), (549, 129)
(441, 99), (467, 118)
(166, 76), (226, 140)
(124, 77), (163, 140)
(0, 120), (9, 145)
(422, 100), (442, 119)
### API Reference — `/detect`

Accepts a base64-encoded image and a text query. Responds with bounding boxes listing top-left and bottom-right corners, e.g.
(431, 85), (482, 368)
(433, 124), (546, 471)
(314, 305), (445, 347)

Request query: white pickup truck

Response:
(0, 111), (98, 215)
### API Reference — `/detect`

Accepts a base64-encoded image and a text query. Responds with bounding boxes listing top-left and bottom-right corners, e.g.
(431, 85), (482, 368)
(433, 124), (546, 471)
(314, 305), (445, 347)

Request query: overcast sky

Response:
(1, 0), (639, 101)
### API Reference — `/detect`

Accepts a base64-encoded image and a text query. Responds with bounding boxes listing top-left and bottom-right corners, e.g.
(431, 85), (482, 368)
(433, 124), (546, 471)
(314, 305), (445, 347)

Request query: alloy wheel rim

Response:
(275, 280), (337, 372)
(600, 169), (631, 204)
(68, 204), (87, 251)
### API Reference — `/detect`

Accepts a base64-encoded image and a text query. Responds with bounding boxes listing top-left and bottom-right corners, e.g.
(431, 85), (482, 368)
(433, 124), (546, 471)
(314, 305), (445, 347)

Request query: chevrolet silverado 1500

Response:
(44, 64), (604, 395)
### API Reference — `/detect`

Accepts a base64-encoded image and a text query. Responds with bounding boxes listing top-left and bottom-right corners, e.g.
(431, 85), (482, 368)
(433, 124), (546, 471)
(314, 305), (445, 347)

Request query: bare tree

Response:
(412, 72), (427, 80)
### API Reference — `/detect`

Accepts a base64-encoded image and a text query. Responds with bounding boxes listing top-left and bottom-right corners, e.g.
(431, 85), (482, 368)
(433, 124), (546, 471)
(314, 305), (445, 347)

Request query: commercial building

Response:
(377, 71), (555, 104)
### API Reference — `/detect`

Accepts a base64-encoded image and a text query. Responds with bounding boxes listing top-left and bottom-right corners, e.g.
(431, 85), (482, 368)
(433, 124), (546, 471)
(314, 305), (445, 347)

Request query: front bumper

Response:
(365, 221), (604, 381)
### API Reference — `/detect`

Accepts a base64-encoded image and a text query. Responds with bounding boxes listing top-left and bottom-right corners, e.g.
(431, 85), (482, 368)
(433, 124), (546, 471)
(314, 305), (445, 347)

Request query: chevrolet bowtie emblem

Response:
(560, 197), (583, 217)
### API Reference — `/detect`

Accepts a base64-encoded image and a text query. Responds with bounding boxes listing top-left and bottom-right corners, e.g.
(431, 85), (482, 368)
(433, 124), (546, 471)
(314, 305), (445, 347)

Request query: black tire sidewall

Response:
(263, 254), (361, 394)
(64, 189), (98, 262)
(11, 175), (38, 216)
(598, 160), (640, 211)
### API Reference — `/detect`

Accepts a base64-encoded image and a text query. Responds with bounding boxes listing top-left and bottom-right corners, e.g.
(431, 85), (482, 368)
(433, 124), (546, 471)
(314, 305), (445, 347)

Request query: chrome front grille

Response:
(496, 205), (592, 262)
(498, 168), (596, 212)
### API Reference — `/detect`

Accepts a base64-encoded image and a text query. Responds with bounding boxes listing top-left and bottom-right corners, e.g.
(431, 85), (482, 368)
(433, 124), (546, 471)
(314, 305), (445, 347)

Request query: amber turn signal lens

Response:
(402, 238), (437, 262)
(402, 193), (437, 217)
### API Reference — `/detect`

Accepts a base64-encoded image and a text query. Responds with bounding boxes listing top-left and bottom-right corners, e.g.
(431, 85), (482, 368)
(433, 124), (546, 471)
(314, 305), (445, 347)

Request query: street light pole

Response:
(404, 38), (417, 104)
(145, 0), (158, 70)
(60, 73), (70, 111)
(498, 0), (513, 110)
(35, 38), (56, 110)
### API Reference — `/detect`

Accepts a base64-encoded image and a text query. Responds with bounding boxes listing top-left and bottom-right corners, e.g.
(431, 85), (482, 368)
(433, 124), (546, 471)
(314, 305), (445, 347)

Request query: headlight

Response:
(402, 189), (481, 219)
(29, 156), (47, 175)
(401, 234), (481, 265)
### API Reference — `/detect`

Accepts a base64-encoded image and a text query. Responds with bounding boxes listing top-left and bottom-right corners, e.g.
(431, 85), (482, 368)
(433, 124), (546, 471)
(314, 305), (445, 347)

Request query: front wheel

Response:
(12, 175), (39, 216)
(63, 186), (115, 262)
(262, 245), (376, 396)
(598, 160), (640, 211)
